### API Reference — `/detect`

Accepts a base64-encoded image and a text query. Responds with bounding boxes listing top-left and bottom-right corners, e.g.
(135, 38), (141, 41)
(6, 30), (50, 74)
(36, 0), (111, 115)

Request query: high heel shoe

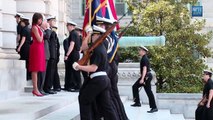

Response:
(32, 90), (43, 97)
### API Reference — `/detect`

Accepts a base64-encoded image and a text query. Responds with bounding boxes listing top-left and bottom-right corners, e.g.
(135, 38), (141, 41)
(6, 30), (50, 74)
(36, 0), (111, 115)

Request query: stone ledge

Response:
(157, 93), (201, 119)
(157, 93), (202, 100)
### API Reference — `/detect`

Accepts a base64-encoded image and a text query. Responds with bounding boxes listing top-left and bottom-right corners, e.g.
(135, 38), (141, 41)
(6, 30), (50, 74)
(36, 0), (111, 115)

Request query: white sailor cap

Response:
(15, 13), (24, 18)
(46, 16), (56, 21)
(96, 16), (115, 25)
(67, 20), (77, 26)
(139, 45), (148, 52)
(21, 16), (30, 20)
(75, 26), (83, 31)
(93, 25), (106, 34)
(204, 70), (212, 76)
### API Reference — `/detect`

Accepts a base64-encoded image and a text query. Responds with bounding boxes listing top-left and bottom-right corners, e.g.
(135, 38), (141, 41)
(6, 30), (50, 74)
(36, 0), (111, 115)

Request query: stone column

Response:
(0, 0), (26, 92)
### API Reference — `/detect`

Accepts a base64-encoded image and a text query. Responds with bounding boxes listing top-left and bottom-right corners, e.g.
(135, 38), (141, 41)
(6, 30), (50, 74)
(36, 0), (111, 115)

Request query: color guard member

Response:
(73, 25), (118, 120)
(131, 46), (158, 113)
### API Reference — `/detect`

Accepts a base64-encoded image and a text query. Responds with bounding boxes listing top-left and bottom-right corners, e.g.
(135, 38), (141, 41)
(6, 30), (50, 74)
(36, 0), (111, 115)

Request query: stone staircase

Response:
(0, 91), (187, 120)
(21, 62), (197, 120)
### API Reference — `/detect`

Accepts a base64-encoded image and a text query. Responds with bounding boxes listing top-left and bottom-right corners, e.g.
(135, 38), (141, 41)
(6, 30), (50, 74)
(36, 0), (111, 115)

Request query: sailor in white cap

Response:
(17, 16), (30, 54)
(139, 45), (149, 52)
(15, 13), (24, 18)
(15, 13), (25, 46)
(95, 16), (128, 119)
(67, 20), (77, 26)
(131, 45), (158, 113)
(72, 25), (118, 120)
(16, 14), (31, 83)
(196, 69), (213, 120)
(63, 20), (81, 92)
(96, 16), (115, 25)
(46, 16), (56, 21)
(46, 16), (56, 28)
(20, 16), (30, 21)
(44, 15), (61, 94)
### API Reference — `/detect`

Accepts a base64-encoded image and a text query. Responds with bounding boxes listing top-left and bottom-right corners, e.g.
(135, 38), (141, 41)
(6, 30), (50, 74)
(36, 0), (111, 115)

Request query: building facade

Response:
(0, 0), (212, 92)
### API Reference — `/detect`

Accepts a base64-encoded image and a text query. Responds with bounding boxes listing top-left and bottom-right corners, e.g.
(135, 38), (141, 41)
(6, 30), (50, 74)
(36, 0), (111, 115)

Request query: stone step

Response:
(124, 101), (185, 120)
(36, 101), (80, 120)
(0, 91), (78, 120)
(37, 96), (129, 120)
(0, 90), (20, 101)
(35, 96), (185, 120)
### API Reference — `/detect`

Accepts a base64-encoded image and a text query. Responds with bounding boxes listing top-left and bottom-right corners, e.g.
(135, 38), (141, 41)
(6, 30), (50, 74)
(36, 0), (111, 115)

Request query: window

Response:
(82, 0), (86, 16)
(115, 0), (138, 16)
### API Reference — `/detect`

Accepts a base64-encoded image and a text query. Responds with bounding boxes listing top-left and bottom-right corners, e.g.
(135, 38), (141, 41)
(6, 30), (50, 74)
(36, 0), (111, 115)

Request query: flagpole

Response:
(89, 0), (92, 27)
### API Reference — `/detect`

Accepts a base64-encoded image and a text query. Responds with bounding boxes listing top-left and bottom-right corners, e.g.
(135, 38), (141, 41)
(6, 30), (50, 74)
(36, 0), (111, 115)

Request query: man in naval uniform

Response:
(73, 25), (118, 120)
(95, 16), (129, 120)
(131, 46), (158, 113)
(64, 20), (81, 92)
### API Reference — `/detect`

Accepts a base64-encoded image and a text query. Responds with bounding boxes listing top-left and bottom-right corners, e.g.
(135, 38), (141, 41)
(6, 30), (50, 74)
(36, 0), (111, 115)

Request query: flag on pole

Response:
(82, 0), (107, 37)
(104, 0), (120, 63)
(105, 0), (120, 30)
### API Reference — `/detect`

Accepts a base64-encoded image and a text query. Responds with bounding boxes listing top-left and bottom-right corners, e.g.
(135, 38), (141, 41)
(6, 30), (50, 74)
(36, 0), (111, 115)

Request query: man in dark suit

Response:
(43, 16), (61, 94)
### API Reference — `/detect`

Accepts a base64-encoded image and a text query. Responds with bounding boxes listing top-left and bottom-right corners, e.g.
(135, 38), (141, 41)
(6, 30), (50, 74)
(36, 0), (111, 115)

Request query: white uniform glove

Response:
(72, 62), (79, 71)
(85, 25), (93, 33)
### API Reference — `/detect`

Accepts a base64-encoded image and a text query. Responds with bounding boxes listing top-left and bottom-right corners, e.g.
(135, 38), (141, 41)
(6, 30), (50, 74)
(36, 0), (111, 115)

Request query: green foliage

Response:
(118, 47), (139, 62)
(123, 0), (213, 93)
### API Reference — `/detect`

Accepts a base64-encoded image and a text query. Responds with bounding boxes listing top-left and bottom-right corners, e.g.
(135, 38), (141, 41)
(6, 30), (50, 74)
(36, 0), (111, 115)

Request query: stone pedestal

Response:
(0, 59), (26, 91)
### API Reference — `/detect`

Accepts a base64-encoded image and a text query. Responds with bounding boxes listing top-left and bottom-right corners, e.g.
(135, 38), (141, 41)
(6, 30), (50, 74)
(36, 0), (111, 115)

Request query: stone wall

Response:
(0, 0), (26, 93)
(157, 93), (201, 119)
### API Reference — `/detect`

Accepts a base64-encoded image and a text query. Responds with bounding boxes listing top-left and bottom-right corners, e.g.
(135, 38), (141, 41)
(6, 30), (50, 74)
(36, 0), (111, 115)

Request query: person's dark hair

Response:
(21, 19), (30, 26)
(32, 13), (43, 25)
(204, 71), (212, 78)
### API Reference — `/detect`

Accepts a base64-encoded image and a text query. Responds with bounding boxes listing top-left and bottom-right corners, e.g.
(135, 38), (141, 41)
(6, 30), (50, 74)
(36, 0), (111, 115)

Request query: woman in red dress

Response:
(29, 13), (45, 96)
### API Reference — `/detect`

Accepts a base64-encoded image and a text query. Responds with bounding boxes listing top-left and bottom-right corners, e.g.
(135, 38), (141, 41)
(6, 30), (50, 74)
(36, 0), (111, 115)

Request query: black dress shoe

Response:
(44, 90), (57, 94)
(54, 88), (61, 92)
(65, 88), (73, 92)
(71, 89), (80, 92)
(147, 108), (158, 113)
(40, 90), (49, 95)
(131, 103), (141, 107)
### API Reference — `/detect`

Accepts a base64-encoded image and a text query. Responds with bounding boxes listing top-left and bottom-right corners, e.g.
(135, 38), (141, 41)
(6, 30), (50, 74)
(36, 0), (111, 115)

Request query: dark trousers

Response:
(71, 64), (81, 89)
(64, 60), (71, 89)
(26, 60), (31, 80)
(196, 102), (213, 120)
(206, 106), (213, 120)
(44, 59), (56, 91)
(37, 60), (48, 92)
(64, 60), (81, 89)
(195, 106), (206, 120)
(79, 76), (118, 120)
(108, 61), (129, 120)
(132, 73), (157, 109)
(53, 61), (61, 89)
